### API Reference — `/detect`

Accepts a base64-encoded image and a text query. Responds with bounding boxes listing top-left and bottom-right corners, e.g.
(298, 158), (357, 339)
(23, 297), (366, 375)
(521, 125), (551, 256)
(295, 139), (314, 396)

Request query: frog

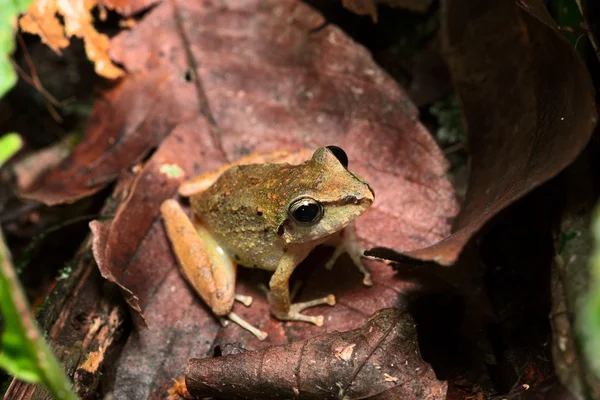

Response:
(160, 146), (374, 340)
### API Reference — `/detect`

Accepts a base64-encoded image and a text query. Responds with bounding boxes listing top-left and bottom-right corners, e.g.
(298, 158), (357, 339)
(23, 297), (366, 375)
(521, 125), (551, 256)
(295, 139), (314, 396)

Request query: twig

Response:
(574, 0), (600, 64)
(12, 33), (63, 123)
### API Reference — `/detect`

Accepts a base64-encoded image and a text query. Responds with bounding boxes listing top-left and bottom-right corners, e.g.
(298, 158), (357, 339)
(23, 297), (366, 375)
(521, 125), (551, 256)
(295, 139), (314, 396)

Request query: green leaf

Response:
(0, 0), (35, 98)
(0, 133), (22, 166)
(579, 205), (600, 380)
(547, 0), (586, 52)
(0, 230), (78, 399)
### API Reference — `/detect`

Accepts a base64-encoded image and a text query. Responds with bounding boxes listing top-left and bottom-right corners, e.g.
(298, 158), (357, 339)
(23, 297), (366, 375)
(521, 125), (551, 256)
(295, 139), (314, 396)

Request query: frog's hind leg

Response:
(324, 223), (372, 287)
(161, 200), (267, 340)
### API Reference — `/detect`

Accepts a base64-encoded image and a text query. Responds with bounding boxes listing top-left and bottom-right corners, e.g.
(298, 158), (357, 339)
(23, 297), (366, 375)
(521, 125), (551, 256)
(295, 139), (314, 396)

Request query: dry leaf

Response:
(90, 117), (446, 397)
(24, 12), (455, 391)
(19, 0), (69, 52)
(19, 0), (125, 79)
(369, 0), (597, 266)
(185, 308), (446, 400)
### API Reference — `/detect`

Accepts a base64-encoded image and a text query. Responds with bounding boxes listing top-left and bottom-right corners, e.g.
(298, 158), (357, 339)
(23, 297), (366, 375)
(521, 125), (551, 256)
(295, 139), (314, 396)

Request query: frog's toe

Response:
(280, 310), (325, 326)
(288, 313), (324, 326)
(234, 293), (253, 307)
(325, 225), (372, 287)
(290, 294), (336, 312)
(228, 312), (268, 341)
(276, 294), (336, 326)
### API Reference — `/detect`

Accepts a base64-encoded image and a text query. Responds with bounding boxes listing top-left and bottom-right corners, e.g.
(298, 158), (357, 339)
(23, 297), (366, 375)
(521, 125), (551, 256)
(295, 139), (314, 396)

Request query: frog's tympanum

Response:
(161, 146), (374, 340)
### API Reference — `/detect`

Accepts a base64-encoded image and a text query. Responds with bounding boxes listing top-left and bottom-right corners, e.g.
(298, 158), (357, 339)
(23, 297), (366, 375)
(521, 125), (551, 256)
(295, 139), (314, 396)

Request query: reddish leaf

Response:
(82, 0), (459, 330)
(185, 308), (446, 400)
(25, 0), (458, 251)
(79, 1), (457, 397)
(91, 123), (439, 398)
(383, 0), (597, 265)
(20, 68), (201, 205)
(19, 0), (126, 79)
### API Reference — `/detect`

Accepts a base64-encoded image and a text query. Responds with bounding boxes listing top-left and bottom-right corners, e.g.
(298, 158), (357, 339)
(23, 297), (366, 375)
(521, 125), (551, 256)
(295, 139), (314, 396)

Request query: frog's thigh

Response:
(161, 200), (235, 316)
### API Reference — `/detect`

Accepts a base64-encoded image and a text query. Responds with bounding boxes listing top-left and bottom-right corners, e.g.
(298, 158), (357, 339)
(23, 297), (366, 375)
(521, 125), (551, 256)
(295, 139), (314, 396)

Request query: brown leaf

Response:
(27, 0), (455, 396)
(19, 0), (125, 79)
(372, 0), (597, 266)
(14, 135), (73, 191)
(342, 0), (379, 23)
(91, 121), (437, 397)
(19, 0), (69, 52)
(71, 2), (460, 396)
(407, 41), (452, 108)
(185, 308), (446, 400)
(30, 0), (458, 251)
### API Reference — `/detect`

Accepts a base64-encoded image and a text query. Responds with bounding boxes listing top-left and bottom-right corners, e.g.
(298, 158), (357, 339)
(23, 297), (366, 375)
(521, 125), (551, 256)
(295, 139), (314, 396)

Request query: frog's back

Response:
(190, 162), (303, 270)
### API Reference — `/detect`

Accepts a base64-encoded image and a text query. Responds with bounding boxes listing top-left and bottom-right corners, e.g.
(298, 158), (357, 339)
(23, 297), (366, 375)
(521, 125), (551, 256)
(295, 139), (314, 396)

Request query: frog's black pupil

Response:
(326, 145), (348, 168)
(294, 203), (320, 223)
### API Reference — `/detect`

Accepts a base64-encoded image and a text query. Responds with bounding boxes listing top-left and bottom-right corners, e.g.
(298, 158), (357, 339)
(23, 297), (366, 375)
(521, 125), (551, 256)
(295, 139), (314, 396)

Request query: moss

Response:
(429, 94), (465, 147)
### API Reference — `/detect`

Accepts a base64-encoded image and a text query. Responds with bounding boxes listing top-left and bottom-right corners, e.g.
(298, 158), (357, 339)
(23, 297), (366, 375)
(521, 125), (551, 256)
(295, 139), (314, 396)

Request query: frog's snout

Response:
(350, 171), (374, 205)
(365, 183), (375, 203)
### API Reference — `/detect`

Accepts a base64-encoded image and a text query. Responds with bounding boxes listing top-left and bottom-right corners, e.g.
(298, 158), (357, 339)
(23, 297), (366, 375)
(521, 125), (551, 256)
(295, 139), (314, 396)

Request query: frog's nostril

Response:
(343, 196), (359, 205)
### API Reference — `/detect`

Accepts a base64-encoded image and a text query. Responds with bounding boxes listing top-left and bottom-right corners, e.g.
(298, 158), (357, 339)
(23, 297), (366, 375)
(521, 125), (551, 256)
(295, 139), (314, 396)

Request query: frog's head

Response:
(279, 146), (374, 244)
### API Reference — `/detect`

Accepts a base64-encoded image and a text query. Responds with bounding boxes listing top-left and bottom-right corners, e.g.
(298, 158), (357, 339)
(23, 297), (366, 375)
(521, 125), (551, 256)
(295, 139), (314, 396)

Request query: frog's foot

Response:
(324, 225), (372, 287)
(220, 312), (268, 341)
(274, 294), (336, 326)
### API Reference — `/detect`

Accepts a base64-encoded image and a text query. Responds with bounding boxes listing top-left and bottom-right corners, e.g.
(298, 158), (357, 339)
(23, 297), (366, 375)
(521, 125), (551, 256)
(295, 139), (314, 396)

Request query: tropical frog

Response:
(161, 146), (374, 340)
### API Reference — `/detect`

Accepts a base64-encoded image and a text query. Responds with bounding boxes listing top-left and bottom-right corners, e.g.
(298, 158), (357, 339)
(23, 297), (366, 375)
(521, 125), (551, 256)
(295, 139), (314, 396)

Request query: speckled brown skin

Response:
(192, 148), (373, 271)
(161, 147), (373, 338)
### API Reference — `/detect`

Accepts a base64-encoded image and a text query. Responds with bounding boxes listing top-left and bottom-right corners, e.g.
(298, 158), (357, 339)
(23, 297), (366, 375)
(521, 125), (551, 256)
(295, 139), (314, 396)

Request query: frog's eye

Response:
(326, 146), (348, 168)
(288, 197), (324, 225)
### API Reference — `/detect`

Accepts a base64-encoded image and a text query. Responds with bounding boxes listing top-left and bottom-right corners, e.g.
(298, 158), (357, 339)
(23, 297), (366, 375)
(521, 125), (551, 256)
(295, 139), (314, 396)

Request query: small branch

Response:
(13, 33), (63, 123)
(574, 0), (600, 64)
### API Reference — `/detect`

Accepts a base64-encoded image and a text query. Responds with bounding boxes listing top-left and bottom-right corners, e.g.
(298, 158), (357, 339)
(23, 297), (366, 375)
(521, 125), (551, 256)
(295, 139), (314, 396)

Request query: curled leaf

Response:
(186, 308), (446, 400)
(371, 0), (597, 266)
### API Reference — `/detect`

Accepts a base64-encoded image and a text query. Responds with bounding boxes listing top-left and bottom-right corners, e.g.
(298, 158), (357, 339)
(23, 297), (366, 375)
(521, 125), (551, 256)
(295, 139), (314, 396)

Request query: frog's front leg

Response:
(161, 200), (267, 340)
(324, 223), (372, 286)
(269, 252), (336, 326)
